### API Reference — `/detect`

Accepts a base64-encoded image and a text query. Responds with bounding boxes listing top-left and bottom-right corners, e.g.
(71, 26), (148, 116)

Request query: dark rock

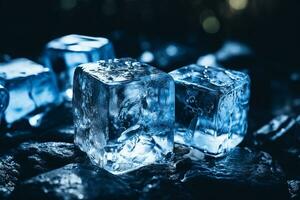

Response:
(0, 155), (20, 199)
(140, 178), (192, 200)
(121, 146), (288, 200)
(0, 125), (74, 153)
(14, 142), (85, 180)
(121, 164), (177, 191)
(288, 179), (300, 200)
(181, 147), (289, 200)
(253, 115), (300, 177)
(12, 163), (137, 200)
(119, 145), (191, 199)
(253, 115), (297, 146)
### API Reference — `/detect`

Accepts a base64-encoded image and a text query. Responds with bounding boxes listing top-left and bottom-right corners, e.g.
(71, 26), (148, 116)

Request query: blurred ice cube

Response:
(44, 34), (115, 100)
(0, 58), (60, 124)
(197, 41), (253, 68)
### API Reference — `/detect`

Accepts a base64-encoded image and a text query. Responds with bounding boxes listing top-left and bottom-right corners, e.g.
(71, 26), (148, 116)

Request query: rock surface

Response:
(0, 155), (20, 199)
(0, 140), (291, 200)
(288, 179), (300, 200)
(14, 142), (85, 180)
(12, 163), (137, 200)
(253, 115), (300, 178)
(181, 148), (288, 200)
(0, 105), (298, 199)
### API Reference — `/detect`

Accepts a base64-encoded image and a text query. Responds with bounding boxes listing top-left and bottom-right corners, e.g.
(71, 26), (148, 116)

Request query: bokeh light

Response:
(140, 51), (154, 63)
(227, 0), (248, 10)
(202, 16), (220, 34)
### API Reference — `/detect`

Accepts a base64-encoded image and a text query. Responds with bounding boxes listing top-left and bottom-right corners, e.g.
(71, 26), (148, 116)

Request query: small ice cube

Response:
(44, 34), (115, 100)
(0, 58), (60, 124)
(169, 64), (250, 157)
(73, 58), (175, 174)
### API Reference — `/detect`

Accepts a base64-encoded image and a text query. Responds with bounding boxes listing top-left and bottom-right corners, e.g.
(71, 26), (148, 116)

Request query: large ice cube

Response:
(44, 34), (115, 100)
(73, 58), (175, 174)
(169, 64), (250, 157)
(0, 58), (60, 124)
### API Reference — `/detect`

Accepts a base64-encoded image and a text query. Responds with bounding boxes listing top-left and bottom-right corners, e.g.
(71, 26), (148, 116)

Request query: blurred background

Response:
(0, 0), (299, 63)
(0, 0), (300, 132)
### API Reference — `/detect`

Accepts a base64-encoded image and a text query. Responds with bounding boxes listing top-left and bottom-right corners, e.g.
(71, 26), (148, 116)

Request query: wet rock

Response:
(14, 142), (85, 180)
(181, 148), (288, 200)
(253, 115), (297, 146)
(253, 115), (300, 177)
(288, 179), (300, 200)
(0, 155), (20, 199)
(140, 178), (191, 200)
(0, 125), (74, 153)
(12, 163), (137, 200)
(121, 164), (177, 191)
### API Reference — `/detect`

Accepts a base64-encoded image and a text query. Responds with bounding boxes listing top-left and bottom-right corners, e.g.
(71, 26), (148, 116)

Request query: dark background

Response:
(0, 0), (299, 64)
(0, 0), (300, 130)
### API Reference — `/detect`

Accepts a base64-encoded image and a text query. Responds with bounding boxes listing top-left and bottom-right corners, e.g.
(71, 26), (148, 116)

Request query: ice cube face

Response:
(0, 58), (60, 124)
(169, 64), (250, 156)
(73, 58), (175, 174)
(44, 34), (115, 100)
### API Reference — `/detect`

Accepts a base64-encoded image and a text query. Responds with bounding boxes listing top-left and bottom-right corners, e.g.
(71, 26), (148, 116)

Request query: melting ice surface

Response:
(44, 34), (115, 100)
(169, 64), (250, 157)
(73, 58), (175, 174)
(0, 58), (60, 124)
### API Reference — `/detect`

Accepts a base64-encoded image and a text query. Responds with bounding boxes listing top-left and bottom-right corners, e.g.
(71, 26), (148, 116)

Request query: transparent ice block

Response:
(73, 58), (174, 174)
(169, 64), (250, 156)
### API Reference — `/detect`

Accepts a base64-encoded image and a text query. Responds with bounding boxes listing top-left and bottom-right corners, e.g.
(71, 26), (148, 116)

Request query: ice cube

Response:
(0, 58), (61, 124)
(169, 64), (250, 157)
(44, 34), (115, 100)
(0, 84), (9, 121)
(73, 58), (175, 174)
